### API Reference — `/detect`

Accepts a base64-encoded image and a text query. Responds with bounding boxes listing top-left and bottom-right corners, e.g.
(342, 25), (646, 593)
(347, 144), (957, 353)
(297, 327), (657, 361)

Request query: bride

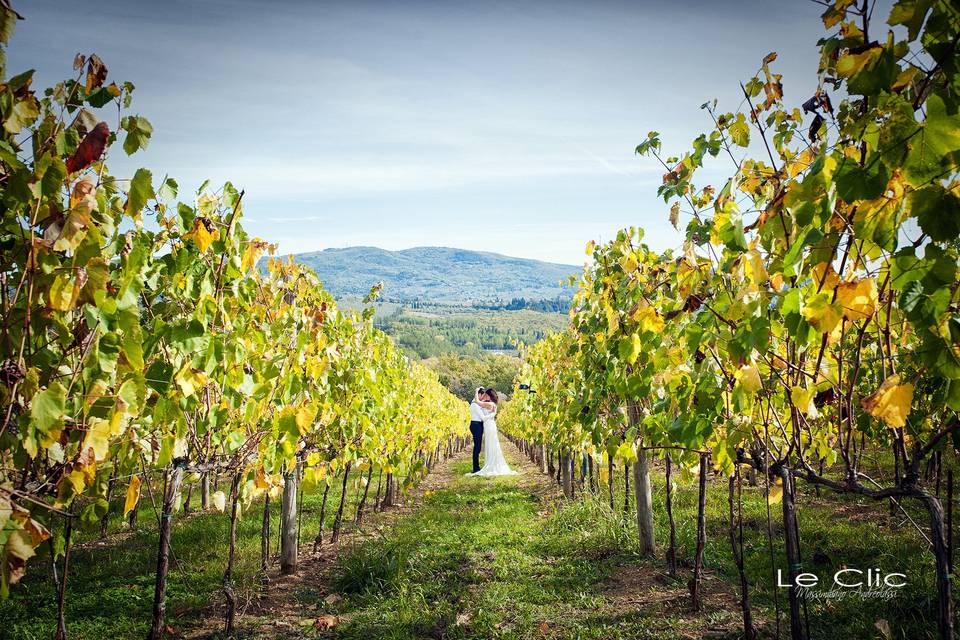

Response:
(468, 387), (518, 477)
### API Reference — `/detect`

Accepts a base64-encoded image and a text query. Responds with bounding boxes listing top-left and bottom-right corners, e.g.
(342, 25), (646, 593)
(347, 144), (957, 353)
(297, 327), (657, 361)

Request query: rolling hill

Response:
(285, 246), (580, 303)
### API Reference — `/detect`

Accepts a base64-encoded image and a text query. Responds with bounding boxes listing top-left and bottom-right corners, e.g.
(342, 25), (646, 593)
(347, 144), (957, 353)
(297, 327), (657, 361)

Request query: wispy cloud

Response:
(10, 0), (837, 264)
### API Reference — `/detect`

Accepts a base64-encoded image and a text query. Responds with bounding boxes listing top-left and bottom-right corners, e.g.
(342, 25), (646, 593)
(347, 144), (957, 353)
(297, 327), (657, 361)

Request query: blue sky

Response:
(11, 1), (856, 264)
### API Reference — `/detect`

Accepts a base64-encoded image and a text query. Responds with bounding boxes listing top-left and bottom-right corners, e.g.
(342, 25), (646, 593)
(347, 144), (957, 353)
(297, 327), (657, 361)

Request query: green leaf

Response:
(615, 441), (638, 464)
(618, 333), (642, 365)
(158, 177), (178, 201)
(910, 184), (960, 242)
(126, 168), (154, 217)
(175, 203), (196, 233)
(905, 95), (960, 186)
(39, 156), (68, 200)
(4, 95), (39, 134)
(888, 0), (935, 41)
(145, 361), (173, 394)
(834, 157), (889, 202)
(96, 332), (121, 373)
(29, 382), (67, 456)
(121, 328), (145, 370)
(946, 379), (960, 411)
(85, 86), (115, 108)
(121, 115), (153, 155)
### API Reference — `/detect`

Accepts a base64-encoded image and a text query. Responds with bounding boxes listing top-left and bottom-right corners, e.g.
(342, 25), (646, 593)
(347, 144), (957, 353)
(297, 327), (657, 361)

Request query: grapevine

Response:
(502, 1), (960, 638)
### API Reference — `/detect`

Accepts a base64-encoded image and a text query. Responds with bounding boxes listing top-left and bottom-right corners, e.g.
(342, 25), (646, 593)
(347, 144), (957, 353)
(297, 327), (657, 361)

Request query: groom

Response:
(469, 387), (488, 473)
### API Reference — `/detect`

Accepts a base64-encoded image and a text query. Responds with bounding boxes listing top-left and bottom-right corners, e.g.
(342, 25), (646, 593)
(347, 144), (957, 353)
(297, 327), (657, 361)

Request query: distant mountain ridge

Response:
(285, 246), (579, 303)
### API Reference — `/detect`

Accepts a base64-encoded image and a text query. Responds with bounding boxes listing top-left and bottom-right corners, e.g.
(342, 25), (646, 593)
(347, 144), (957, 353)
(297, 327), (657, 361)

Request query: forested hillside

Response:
(286, 246), (578, 303)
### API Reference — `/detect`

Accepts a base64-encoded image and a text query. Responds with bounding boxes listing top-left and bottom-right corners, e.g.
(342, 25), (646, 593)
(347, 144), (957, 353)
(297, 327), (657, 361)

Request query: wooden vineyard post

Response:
(280, 464), (299, 575)
(634, 446), (656, 557)
(665, 453), (677, 577)
(331, 462), (353, 544)
(147, 458), (186, 640)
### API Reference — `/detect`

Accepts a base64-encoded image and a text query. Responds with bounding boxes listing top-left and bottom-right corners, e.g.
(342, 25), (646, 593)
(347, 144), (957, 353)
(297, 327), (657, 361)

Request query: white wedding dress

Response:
(468, 408), (518, 477)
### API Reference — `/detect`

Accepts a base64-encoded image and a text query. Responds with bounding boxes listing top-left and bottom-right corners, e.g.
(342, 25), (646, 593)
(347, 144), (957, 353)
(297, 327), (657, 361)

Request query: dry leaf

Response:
(455, 612), (472, 626)
(875, 619), (891, 639)
(314, 614), (339, 630)
(669, 201), (680, 229)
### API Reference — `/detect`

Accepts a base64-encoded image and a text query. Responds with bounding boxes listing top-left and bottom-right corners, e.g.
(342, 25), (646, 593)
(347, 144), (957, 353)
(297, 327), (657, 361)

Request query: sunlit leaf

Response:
(861, 375), (914, 428)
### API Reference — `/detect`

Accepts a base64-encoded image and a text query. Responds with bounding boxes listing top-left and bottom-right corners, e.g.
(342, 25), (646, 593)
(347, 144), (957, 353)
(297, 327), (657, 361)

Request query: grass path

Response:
(279, 442), (745, 640)
(5, 437), (931, 638)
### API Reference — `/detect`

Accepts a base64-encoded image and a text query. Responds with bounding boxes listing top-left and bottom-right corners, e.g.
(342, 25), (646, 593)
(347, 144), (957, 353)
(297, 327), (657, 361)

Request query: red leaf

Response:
(65, 122), (109, 174)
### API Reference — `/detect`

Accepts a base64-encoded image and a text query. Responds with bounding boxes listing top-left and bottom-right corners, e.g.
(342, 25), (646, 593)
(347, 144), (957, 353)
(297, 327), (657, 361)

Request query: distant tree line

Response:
(378, 307), (567, 359)
(473, 296), (570, 313)
(423, 353), (520, 401)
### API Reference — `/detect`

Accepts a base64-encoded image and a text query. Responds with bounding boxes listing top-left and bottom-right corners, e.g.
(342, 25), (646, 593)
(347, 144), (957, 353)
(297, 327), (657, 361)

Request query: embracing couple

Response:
(467, 387), (517, 477)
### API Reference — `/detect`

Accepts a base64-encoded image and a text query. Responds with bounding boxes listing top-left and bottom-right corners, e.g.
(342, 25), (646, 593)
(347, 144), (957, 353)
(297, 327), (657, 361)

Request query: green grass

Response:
(0, 469), (369, 640)
(318, 460), (633, 639)
(316, 456), (944, 640)
(565, 460), (942, 639)
(0, 452), (947, 640)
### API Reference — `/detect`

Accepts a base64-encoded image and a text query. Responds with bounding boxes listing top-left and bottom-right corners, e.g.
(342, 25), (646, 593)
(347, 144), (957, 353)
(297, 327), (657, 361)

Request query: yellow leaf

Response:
(836, 277), (877, 321)
(836, 47), (883, 78)
(175, 364), (208, 397)
(585, 240), (596, 256)
(65, 467), (90, 495)
(605, 304), (620, 336)
(254, 467), (270, 490)
(212, 490), (227, 512)
(82, 417), (116, 462)
(48, 274), (82, 311)
(791, 386), (815, 415)
(52, 209), (92, 252)
(621, 253), (639, 273)
(184, 218), (219, 252)
(810, 262), (839, 291)
(615, 442), (638, 464)
(241, 239), (270, 272)
(802, 292), (843, 333)
(123, 475), (142, 516)
(295, 405), (316, 435)
(742, 249), (768, 285)
(625, 332), (642, 365)
(861, 375), (914, 428)
(892, 67), (920, 92)
(633, 305), (664, 335)
(767, 477), (783, 504)
(736, 364), (762, 394)
(729, 112), (750, 147)
(770, 272), (785, 291)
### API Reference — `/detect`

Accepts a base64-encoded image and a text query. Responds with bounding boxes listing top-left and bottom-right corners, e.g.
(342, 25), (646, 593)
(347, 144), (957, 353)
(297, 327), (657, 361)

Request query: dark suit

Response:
(470, 420), (484, 472)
